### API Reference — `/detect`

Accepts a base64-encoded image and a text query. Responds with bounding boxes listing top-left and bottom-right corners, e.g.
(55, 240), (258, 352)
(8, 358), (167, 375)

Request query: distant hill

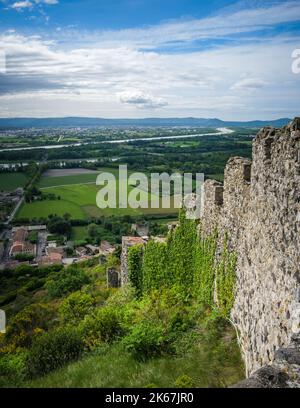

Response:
(0, 117), (292, 129)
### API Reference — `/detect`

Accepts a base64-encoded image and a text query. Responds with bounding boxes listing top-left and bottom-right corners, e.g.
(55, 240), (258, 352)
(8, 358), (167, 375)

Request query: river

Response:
(0, 127), (234, 153)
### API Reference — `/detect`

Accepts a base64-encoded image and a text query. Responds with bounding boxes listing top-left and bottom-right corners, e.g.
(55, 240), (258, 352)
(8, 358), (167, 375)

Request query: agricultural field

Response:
(17, 198), (86, 220)
(0, 172), (28, 191)
(17, 168), (179, 221)
(37, 173), (98, 188)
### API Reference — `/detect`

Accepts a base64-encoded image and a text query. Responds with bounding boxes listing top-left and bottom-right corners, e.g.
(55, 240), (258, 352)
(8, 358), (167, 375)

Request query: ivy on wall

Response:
(143, 241), (167, 293)
(128, 211), (236, 317)
(194, 230), (218, 306)
(215, 235), (237, 317)
(128, 244), (144, 298)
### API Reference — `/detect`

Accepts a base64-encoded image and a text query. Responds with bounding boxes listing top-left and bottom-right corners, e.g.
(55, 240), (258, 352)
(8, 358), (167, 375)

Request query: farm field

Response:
(17, 198), (86, 220)
(0, 172), (28, 191)
(18, 169), (179, 221)
(42, 168), (99, 177)
(37, 167), (122, 188)
(38, 173), (98, 188)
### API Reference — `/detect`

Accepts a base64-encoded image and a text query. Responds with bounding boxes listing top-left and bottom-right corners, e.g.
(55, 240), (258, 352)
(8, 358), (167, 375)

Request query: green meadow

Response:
(17, 169), (179, 221)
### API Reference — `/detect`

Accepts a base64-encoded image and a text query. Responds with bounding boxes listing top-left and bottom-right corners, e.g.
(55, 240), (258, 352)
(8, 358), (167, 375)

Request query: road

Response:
(5, 196), (24, 225)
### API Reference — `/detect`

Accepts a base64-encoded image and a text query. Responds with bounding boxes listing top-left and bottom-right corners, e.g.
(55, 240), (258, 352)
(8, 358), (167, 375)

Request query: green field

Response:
(17, 169), (179, 221)
(38, 168), (122, 188)
(0, 172), (28, 191)
(17, 199), (86, 220)
(38, 173), (98, 188)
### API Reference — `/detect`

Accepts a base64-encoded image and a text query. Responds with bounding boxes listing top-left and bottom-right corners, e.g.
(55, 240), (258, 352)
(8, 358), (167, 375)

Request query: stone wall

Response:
(120, 236), (148, 286)
(232, 333), (300, 388)
(107, 268), (120, 288)
(201, 118), (300, 376)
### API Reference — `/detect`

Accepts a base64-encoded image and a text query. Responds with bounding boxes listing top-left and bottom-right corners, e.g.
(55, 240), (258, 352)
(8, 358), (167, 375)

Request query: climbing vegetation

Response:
(128, 210), (236, 317)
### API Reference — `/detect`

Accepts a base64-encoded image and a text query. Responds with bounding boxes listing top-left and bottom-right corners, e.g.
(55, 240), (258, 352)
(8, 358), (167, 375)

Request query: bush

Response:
(59, 292), (94, 324)
(174, 374), (195, 388)
(122, 321), (166, 361)
(80, 306), (125, 349)
(5, 303), (55, 348)
(45, 267), (90, 298)
(14, 253), (34, 262)
(27, 327), (84, 377)
(13, 264), (35, 277)
(120, 287), (195, 360)
(0, 351), (29, 386)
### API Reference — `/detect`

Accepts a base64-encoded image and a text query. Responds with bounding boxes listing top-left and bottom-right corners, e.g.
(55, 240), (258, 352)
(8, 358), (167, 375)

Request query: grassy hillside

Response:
(0, 213), (244, 388)
(28, 324), (243, 388)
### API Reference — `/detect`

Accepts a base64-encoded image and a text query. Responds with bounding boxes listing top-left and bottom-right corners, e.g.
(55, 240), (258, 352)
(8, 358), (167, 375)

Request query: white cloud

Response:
(11, 1), (33, 10)
(34, 0), (58, 4)
(86, 1), (300, 49)
(119, 90), (168, 109)
(231, 78), (268, 91)
(0, 1), (300, 119)
(10, 0), (58, 11)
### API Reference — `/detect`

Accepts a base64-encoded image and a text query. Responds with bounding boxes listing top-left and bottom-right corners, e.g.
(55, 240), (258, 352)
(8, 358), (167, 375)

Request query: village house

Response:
(75, 246), (88, 257)
(85, 244), (100, 255)
(99, 240), (116, 257)
(40, 247), (64, 265)
(9, 228), (36, 258)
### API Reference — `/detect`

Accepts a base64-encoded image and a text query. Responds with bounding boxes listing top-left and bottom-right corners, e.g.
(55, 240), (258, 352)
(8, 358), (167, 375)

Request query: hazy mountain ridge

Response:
(0, 117), (292, 129)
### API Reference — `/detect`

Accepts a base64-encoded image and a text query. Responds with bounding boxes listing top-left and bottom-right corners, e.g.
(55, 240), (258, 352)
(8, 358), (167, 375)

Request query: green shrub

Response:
(0, 291), (17, 307)
(59, 292), (94, 324)
(14, 253), (34, 262)
(24, 277), (45, 292)
(5, 303), (55, 348)
(174, 374), (195, 388)
(27, 327), (84, 377)
(45, 267), (90, 298)
(121, 287), (196, 360)
(0, 351), (29, 386)
(122, 321), (166, 361)
(80, 306), (125, 349)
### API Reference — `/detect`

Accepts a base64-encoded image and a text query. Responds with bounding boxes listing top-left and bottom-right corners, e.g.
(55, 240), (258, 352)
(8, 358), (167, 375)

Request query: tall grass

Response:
(27, 322), (244, 388)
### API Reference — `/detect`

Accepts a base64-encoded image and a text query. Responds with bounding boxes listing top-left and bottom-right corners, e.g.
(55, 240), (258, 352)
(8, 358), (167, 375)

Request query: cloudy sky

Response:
(0, 0), (300, 119)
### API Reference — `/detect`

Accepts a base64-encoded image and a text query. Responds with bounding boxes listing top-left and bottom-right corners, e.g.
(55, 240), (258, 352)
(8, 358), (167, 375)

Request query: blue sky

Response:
(0, 1), (239, 31)
(0, 0), (300, 119)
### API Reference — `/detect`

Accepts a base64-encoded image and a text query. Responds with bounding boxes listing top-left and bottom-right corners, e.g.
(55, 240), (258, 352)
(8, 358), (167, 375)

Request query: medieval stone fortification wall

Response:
(202, 118), (300, 377)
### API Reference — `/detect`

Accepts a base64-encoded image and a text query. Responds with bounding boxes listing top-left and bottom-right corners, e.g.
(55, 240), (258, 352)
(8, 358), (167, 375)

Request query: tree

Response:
(47, 216), (71, 237)
(88, 223), (98, 239)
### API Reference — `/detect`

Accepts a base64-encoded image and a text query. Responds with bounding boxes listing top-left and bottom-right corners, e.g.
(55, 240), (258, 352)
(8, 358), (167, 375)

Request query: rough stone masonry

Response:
(201, 118), (300, 379)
